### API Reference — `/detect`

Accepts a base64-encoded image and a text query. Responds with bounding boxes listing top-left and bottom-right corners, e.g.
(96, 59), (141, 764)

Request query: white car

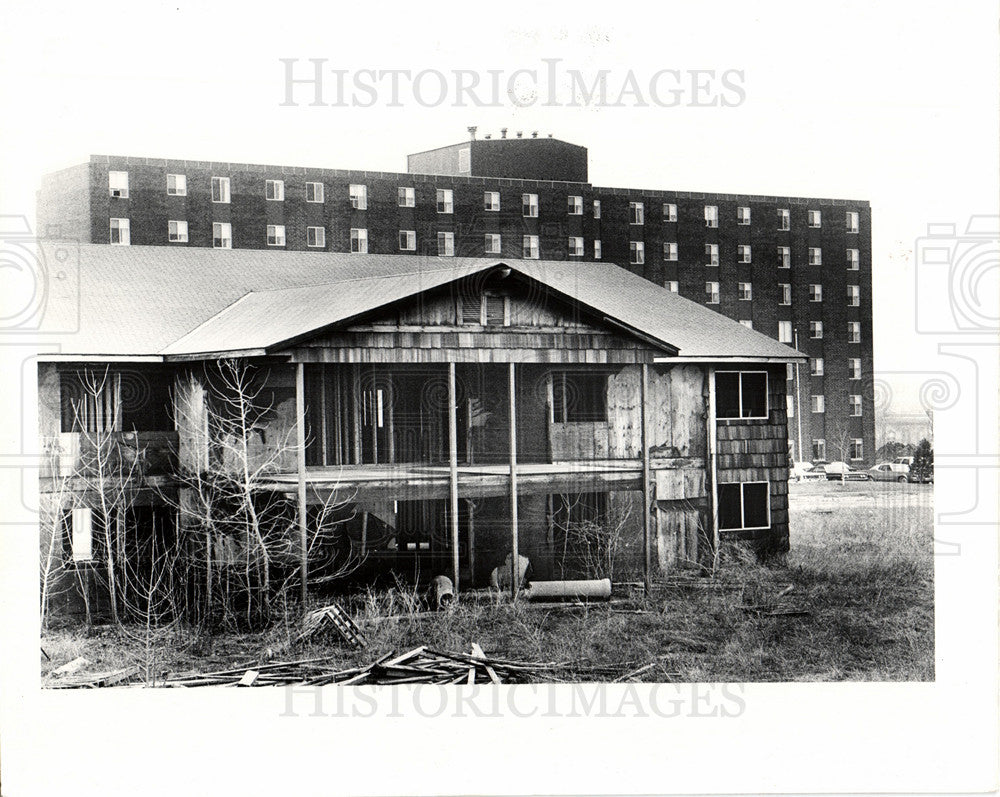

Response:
(869, 462), (910, 482)
(790, 461), (826, 482)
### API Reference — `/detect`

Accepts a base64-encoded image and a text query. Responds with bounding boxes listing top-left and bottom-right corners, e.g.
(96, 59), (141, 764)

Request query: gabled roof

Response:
(36, 243), (804, 361)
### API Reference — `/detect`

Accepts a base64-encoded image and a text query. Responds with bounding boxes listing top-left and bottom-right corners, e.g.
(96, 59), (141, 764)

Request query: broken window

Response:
(552, 371), (607, 423)
(715, 371), (768, 420)
(718, 482), (770, 531)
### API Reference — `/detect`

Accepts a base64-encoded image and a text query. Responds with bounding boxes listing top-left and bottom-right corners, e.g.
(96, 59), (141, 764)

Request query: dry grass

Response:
(41, 481), (933, 684)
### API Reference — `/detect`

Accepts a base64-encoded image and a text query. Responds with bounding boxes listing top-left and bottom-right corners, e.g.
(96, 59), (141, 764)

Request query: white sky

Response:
(1, 0), (997, 413)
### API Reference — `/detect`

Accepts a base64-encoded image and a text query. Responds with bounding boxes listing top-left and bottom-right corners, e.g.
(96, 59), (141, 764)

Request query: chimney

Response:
(467, 125), (477, 141)
(516, 130), (523, 138)
(484, 133), (492, 139)
(531, 131), (538, 138)
(500, 127), (508, 139)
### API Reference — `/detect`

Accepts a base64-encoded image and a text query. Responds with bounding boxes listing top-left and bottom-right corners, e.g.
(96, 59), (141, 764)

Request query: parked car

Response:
(894, 456), (914, 468)
(823, 461), (873, 481)
(869, 462), (910, 482)
(790, 461), (826, 482)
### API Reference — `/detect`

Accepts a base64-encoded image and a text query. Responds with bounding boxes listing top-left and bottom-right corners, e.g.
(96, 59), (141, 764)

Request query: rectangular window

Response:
(523, 234), (539, 259)
(705, 243), (719, 266)
(811, 358), (824, 377)
(399, 230), (416, 251)
(666, 280), (679, 293)
(718, 482), (770, 531)
(715, 371), (768, 420)
(850, 394), (862, 417)
(265, 179), (284, 201)
(109, 218), (130, 245)
(808, 209), (822, 228)
(738, 282), (752, 301)
(704, 205), (718, 228)
(349, 184), (368, 210)
(166, 173), (186, 196)
(847, 248), (860, 270)
(568, 195), (583, 215)
(778, 208), (790, 230)
(437, 231), (455, 257)
(809, 247), (822, 266)
(663, 203), (677, 222)
(630, 202), (645, 225)
(437, 188), (453, 214)
(522, 193), (538, 217)
(552, 371), (607, 423)
(350, 228), (368, 253)
(630, 241), (645, 265)
(71, 507), (94, 562)
(846, 211), (860, 233)
(739, 319), (753, 329)
(306, 181), (325, 203)
(811, 395), (825, 413)
(484, 191), (500, 211)
(211, 176), (230, 203)
(738, 244), (752, 263)
(485, 233), (502, 255)
(850, 438), (863, 460)
(813, 439), (826, 461)
(779, 283), (792, 305)
(168, 220), (188, 242)
(848, 322), (861, 343)
(705, 281), (720, 304)
(810, 320), (823, 338)
(213, 222), (231, 249)
(593, 199), (601, 219)
(663, 242), (678, 261)
(809, 284), (823, 302)
(568, 236), (584, 257)
(847, 285), (860, 306)
(737, 206), (751, 225)
(109, 170), (129, 198)
(778, 320), (793, 343)
(849, 358), (861, 380)
(398, 186), (415, 207)
(266, 224), (286, 246)
(594, 240), (602, 259)
(778, 246), (791, 268)
(307, 226), (326, 248)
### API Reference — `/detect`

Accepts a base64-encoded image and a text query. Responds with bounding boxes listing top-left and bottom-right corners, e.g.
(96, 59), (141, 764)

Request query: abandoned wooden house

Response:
(38, 243), (805, 620)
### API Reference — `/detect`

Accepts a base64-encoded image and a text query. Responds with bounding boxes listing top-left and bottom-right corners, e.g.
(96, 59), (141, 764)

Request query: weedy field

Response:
(41, 481), (933, 685)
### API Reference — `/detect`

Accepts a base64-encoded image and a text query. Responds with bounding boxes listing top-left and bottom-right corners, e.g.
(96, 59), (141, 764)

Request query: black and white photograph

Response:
(0, 2), (997, 795)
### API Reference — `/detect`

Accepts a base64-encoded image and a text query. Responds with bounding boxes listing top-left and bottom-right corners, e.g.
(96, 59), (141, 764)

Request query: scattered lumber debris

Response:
(48, 666), (140, 689)
(298, 603), (367, 648)
(52, 656), (90, 675)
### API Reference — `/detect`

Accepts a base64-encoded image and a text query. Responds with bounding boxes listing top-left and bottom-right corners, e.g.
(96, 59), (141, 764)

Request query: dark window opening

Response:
(60, 368), (173, 433)
(552, 371), (607, 423)
(718, 482), (770, 530)
(716, 371), (768, 420)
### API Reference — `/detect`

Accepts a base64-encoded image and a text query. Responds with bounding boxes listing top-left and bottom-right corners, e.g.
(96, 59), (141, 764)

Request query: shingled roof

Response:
(36, 243), (804, 361)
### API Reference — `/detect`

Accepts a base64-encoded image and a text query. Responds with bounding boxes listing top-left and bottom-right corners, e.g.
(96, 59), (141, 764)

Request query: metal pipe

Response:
(508, 363), (519, 599)
(295, 362), (309, 604)
(706, 366), (720, 569)
(448, 363), (460, 594)
(640, 363), (652, 596)
(524, 579), (612, 601)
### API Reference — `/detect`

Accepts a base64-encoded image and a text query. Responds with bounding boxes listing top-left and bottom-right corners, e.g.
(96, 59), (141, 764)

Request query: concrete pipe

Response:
(523, 578), (612, 602)
(427, 575), (455, 610)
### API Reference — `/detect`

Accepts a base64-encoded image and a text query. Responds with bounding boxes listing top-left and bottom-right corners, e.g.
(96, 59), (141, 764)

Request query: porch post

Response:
(295, 362), (309, 605)
(706, 365), (720, 566)
(447, 362), (460, 594)
(641, 362), (652, 596)
(508, 362), (519, 599)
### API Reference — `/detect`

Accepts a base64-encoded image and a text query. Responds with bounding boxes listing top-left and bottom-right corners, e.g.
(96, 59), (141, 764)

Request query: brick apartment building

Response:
(36, 133), (875, 464)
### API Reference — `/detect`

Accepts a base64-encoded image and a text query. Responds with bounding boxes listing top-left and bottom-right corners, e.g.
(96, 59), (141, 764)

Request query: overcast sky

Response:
(2, 0), (997, 414)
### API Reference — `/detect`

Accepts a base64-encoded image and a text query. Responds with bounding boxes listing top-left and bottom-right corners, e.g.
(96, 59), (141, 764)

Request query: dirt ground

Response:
(41, 480), (934, 684)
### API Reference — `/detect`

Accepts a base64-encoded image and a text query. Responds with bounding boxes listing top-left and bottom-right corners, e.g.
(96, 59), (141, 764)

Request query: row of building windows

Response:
(106, 172), (862, 232)
(112, 217), (865, 274)
(809, 439), (864, 461)
(787, 359), (864, 380)
(775, 319), (863, 343)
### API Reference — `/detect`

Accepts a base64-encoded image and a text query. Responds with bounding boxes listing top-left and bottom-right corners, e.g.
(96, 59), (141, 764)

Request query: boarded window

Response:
(552, 372), (607, 423)
(484, 294), (505, 326)
(715, 371), (768, 419)
(718, 482), (770, 531)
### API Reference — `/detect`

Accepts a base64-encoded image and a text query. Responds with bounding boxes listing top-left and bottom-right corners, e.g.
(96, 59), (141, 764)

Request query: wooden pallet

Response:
(300, 603), (367, 649)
